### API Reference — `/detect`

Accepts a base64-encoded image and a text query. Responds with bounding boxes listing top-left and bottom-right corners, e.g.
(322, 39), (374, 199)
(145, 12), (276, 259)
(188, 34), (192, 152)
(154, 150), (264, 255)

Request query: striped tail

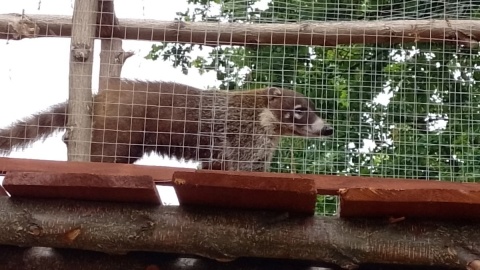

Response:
(0, 102), (68, 154)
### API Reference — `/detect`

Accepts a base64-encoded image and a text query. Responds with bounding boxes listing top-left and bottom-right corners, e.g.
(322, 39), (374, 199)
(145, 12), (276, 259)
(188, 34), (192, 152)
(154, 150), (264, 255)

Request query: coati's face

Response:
(266, 87), (334, 138)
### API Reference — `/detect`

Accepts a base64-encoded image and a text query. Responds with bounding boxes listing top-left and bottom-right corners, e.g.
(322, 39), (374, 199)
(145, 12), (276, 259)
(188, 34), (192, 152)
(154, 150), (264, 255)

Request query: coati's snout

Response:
(320, 125), (334, 136)
(292, 113), (334, 137)
(303, 116), (334, 137)
(266, 87), (334, 138)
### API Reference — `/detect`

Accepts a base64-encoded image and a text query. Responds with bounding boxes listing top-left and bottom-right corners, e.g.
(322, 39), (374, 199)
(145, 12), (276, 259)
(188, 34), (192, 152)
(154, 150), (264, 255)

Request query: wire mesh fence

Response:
(0, 0), (479, 215)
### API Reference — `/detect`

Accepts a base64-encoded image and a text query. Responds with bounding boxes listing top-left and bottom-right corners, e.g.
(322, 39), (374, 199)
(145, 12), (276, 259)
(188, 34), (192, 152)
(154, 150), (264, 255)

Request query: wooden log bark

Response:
(65, 0), (98, 162)
(0, 13), (478, 47)
(0, 245), (454, 270)
(0, 246), (337, 270)
(0, 196), (478, 269)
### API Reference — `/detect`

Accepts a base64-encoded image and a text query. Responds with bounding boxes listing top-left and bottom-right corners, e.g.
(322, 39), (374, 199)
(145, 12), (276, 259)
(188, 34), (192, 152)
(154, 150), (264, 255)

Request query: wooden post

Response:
(96, 0), (133, 89)
(66, 0), (98, 162)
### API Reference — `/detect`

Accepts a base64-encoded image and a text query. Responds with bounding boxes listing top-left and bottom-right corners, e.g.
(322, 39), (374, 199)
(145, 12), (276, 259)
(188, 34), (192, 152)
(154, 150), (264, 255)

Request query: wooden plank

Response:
(3, 171), (161, 204)
(339, 188), (480, 219)
(313, 175), (480, 195)
(1, 157), (479, 196)
(0, 157), (194, 182)
(170, 169), (480, 195)
(173, 171), (317, 214)
(0, 185), (7, 197)
(172, 170), (480, 217)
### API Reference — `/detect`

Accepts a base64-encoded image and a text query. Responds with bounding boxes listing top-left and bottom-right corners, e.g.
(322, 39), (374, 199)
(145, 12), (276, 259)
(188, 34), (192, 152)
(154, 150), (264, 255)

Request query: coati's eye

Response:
(294, 106), (308, 119)
(295, 107), (308, 113)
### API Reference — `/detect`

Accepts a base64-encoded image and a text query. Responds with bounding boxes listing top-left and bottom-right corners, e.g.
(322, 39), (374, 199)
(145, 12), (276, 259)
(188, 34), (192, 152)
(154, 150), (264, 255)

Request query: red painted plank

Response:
(0, 157), (194, 182)
(3, 171), (161, 204)
(2, 157), (480, 199)
(173, 171), (317, 214)
(0, 185), (8, 196)
(339, 188), (480, 219)
(313, 175), (480, 195)
(168, 168), (480, 195)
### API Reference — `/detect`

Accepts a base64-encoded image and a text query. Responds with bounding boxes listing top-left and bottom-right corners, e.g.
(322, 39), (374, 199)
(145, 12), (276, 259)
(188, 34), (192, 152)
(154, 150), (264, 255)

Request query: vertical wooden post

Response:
(66, 0), (98, 162)
(97, 0), (134, 90)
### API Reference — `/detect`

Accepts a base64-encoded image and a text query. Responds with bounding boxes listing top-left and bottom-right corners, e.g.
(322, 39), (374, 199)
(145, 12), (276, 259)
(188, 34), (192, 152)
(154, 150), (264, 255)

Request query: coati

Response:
(0, 78), (333, 172)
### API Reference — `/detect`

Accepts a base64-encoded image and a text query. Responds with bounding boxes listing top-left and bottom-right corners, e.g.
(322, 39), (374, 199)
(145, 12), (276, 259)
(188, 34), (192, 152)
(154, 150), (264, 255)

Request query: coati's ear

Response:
(267, 87), (282, 101)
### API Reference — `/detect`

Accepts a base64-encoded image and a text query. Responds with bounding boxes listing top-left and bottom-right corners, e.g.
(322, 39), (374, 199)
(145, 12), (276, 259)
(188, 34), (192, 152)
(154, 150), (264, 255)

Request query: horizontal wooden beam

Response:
(0, 13), (478, 47)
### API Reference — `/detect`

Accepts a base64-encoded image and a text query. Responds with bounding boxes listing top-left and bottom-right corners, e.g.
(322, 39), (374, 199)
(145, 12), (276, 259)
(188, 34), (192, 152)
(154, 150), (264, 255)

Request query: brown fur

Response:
(0, 78), (333, 171)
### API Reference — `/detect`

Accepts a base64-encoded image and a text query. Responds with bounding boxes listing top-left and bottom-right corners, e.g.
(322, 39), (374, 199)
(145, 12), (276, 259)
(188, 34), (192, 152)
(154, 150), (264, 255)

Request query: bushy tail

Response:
(0, 102), (68, 154)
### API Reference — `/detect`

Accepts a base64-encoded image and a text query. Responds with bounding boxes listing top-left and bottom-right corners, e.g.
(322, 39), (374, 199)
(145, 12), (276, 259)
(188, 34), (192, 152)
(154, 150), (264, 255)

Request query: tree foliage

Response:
(147, 0), (480, 215)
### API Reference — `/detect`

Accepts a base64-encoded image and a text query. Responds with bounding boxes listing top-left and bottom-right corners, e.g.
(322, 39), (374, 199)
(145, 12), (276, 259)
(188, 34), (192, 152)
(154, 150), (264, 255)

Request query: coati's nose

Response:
(320, 126), (334, 136)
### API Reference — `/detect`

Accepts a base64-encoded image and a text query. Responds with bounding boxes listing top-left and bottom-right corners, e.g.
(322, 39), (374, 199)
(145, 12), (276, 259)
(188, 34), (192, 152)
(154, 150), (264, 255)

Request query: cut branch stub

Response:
(468, 260), (480, 270)
(6, 14), (39, 40)
(71, 43), (93, 62)
(117, 50), (134, 64)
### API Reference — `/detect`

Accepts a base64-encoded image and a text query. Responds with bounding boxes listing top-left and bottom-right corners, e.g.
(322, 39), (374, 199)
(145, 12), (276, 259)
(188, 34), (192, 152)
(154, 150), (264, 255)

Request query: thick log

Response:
(0, 245), (453, 270)
(0, 246), (336, 270)
(65, 0), (98, 161)
(0, 13), (478, 47)
(0, 196), (477, 269)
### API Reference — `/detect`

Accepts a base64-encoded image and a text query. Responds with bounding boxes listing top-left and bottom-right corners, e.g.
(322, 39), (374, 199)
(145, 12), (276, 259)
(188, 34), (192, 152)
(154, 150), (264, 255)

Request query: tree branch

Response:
(0, 196), (478, 269)
(96, 0), (134, 91)
(0, 13), (478, 47)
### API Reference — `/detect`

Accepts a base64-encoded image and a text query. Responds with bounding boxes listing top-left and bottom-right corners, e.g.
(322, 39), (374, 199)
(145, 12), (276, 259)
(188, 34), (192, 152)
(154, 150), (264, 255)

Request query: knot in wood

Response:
(7, 14), (39, 40)
(171, 20), (187, 30)
(167, 21), (187, 36)
(299, 23), (312, 32)
(71, 43), (92, 62)
(27, 224), (43, 236)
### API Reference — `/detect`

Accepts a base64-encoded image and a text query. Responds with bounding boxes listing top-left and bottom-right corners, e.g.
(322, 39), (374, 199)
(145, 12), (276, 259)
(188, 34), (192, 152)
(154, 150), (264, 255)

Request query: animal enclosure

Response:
(1, 0), (480, 269)
(1, 0), (480, 214)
